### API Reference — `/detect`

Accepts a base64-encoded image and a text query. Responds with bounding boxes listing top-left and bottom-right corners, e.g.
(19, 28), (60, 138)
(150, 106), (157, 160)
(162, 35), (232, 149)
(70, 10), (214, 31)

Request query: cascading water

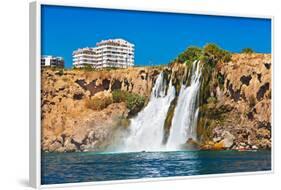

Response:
(167, 60), (202, 149)
(118, 60), (201, 152)
(120, 72), (176, 152)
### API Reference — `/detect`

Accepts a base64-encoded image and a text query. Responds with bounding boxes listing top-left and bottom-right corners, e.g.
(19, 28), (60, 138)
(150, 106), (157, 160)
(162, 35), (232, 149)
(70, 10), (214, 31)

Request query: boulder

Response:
(213, 136), (222, 143)
(64, 137), (77, 152)
(54, 79), (67, 91)
(48, 141), (62, 152)
(210, 131), (235, 150)
(72, 130), (87, 145)
(213, 141), (224, 150)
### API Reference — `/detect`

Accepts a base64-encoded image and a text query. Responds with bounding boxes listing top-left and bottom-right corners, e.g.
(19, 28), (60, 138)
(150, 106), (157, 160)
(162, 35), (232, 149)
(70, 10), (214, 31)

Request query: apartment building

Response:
(73, 39), (134, 68)
(72, 47), (98, 68)
(41, 55), (64, 68)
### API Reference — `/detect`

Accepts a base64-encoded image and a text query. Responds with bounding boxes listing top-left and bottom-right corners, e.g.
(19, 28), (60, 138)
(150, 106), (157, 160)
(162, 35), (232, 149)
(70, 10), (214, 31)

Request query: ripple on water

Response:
(41, 150), (271, 185)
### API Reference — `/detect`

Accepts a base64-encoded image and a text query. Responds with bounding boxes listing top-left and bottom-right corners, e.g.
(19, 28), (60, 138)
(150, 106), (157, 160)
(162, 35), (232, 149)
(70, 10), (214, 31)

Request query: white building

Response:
(72, 47), (98, 68)
(73, 39), (134, 68)
(41, 55), (64, 68)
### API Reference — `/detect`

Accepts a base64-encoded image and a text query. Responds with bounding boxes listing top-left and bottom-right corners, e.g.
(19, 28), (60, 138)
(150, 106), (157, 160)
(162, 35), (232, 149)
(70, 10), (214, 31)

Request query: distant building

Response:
(41, 55), (64, 68)
(72, 47), (97, 68)
(73, 38), (134, 69)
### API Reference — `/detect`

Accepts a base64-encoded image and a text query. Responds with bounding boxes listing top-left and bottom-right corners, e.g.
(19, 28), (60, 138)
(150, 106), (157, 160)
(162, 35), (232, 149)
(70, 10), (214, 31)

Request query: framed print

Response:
(29, 1), (273, 188)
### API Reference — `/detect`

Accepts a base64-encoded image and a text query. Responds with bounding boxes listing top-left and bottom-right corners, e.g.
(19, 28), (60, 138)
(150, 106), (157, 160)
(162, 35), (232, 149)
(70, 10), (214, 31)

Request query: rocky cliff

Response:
(197, 53), (271, 150)
(41, 53), (272, 152)
(41, 67), (162, 152)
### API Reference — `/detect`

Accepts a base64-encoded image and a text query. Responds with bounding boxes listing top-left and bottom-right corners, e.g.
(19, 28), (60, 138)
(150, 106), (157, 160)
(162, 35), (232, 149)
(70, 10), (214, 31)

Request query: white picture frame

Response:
(29, 1), (274, 188)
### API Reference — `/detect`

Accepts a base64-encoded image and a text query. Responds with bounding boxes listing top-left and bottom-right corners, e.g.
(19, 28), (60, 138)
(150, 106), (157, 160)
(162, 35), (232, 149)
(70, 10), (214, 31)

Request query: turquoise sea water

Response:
(41, 150), (271, 185)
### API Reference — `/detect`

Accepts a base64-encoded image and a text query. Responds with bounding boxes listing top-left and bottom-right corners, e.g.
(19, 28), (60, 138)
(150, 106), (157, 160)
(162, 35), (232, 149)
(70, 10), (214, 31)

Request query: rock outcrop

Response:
(41, 67), (162, 152)
(198, 53), (271, 150)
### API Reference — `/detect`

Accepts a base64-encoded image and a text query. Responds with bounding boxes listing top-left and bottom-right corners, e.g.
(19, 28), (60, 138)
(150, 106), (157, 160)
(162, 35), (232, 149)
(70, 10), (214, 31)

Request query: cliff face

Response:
(197, 53), (271, 150)
(41, 53), (272, 152)
(41, 67), (161, 152)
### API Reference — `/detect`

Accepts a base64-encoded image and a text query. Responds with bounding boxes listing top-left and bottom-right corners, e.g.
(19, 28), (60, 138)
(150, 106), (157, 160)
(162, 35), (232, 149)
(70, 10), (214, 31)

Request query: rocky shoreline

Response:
(41, 53), (271, 152)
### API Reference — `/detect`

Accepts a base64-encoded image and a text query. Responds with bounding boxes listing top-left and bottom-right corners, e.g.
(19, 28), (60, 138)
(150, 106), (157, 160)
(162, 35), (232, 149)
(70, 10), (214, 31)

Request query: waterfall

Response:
(118, 60), (202, 152)
(167, 60), (202, 149)
(120, 73), (176, 152)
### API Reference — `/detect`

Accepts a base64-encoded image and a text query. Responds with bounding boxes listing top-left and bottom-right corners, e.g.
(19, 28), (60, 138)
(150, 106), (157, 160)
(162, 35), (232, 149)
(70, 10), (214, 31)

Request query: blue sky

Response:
(41, 5), (271, 68)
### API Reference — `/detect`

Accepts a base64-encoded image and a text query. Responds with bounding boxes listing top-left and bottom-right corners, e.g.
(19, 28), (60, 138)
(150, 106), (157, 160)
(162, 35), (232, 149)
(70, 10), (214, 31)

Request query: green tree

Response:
(202, 43), (231, 67)
(177, 46), (202, 65)
(241, 48), (254, 54)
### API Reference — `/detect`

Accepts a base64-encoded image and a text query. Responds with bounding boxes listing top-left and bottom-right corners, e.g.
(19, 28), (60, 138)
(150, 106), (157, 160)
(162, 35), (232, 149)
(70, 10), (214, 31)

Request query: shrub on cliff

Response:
(202, 43), (231, 67)
(175, 44), (231, 67)
(241, 48), (254, 54)
(176, 46), (202, 65)
(53, 69), (64, 76)
(112, 90), (145, 114)
(112, 90), (125, 103)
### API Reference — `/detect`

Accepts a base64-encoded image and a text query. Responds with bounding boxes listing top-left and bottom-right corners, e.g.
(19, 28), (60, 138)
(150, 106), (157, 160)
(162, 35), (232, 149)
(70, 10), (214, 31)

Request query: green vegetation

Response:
(174, 43), (232, 106)
(202, 43), (231, 67)
(73, 65), (95, 71)
(217, 73), (225, 88)
(56, 69), (64, 76)
(83, 64), (96, 71)
(241, 48), (254, 54)
(176, 46), (202, 65)
(176, 43), (232, 67)
(85, 96), (113, 111)
(112, 90), (146, 114)
(84, 88), (146, 115)
(103, 67), (119, 71)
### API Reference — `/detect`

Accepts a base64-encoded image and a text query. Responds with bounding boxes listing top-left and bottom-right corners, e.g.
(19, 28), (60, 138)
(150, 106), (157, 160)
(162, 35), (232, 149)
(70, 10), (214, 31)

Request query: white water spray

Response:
(121, 73), (176, 152)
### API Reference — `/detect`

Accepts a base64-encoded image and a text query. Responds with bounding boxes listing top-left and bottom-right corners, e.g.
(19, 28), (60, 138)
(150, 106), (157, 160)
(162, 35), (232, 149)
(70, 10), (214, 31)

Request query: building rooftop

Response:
(42, 55), (64, 60)
(72, 47), (95, 55)
(96, 38), (134, 47)
(73, 39), (134, 55)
